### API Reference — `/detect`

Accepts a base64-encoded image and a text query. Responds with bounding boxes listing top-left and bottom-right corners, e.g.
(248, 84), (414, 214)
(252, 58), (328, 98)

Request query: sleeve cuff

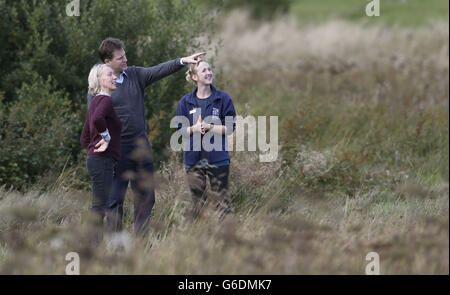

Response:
(179, 58), (185, 66)
(100, 129), (111, 142)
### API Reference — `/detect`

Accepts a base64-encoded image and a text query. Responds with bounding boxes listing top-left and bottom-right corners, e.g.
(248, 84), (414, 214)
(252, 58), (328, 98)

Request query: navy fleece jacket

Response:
(176, 85), (236, 166)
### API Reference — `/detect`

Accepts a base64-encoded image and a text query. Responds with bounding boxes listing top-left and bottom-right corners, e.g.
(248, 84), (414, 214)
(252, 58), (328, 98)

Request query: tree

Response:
(0, 0), (214, 189)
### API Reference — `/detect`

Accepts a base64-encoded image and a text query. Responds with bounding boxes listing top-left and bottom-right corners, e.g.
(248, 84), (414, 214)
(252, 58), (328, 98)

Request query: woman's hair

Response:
(185, 60), (208, 86)
(88, 64), (110, 95)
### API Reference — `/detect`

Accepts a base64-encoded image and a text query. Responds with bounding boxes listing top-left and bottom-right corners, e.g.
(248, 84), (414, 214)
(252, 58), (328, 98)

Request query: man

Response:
(88, 37), (205, 236)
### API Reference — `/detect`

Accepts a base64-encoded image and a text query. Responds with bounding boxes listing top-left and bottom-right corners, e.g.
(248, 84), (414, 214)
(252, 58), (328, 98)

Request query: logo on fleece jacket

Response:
(212, 107), (220, 119)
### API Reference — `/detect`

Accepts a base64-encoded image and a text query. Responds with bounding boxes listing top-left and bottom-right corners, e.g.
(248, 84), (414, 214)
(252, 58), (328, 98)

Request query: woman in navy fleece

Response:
(81, 64), (122, 230)
(176, 60), (236, 219)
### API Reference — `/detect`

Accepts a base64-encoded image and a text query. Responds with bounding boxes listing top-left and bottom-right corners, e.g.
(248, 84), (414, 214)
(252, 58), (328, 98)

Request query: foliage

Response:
(0, 75), (77, 189)
(0, 0), (213, 189)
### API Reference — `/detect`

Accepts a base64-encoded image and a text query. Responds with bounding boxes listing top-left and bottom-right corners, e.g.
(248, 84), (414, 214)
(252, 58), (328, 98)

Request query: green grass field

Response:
(290, 0), (449, 26)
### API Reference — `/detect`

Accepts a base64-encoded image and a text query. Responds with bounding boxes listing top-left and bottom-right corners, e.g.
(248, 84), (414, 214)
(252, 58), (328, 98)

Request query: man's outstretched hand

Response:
(181, 52), (206, 65)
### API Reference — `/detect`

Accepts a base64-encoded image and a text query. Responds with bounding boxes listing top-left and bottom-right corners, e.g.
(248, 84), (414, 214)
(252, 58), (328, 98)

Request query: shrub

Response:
(0, 0), (214, 188)
(0, 75), (78, 190)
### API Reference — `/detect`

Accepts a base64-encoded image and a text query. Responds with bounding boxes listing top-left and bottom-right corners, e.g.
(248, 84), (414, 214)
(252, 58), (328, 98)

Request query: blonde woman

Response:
(81, 64), (122, 231)
(175, 60), (236, 219)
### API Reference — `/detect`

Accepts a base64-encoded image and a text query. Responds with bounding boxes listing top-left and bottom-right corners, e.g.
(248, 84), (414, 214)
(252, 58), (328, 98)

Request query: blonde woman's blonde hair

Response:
(88, 64), (111, 95)
(185, 60), (208, 86)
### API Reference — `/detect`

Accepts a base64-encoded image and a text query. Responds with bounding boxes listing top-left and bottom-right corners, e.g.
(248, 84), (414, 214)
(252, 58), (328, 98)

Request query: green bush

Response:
(0, 75), (78, 190)
(0, 0), (214, 189)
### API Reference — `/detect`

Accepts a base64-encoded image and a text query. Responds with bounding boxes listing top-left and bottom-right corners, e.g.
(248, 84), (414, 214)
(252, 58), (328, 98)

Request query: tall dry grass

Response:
(0, 12), (448, 274)
(0, 153), (447, 274)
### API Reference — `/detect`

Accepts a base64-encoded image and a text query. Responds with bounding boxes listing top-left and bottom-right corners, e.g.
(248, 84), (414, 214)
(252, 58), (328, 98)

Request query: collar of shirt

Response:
(116, 71), (128, 84)
(99, 90), (111, 97)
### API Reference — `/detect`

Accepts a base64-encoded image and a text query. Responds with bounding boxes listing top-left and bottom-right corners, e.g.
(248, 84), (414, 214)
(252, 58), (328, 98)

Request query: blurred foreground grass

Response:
(0, 152), (448, 274)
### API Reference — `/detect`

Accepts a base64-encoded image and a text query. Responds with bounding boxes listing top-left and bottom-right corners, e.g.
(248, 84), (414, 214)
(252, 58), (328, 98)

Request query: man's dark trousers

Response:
(106, 136), (155, 236)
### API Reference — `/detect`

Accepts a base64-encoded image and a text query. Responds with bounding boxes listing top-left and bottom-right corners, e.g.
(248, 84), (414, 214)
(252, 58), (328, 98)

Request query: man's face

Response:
(106, 49), (127, 73)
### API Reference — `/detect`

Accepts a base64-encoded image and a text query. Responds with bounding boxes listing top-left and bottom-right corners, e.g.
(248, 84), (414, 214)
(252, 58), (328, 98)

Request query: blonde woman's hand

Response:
(94, 139), (109, 153)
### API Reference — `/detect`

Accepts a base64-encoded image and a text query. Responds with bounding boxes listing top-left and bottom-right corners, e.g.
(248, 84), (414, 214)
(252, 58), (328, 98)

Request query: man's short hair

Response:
(98, 37), (125, 62)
